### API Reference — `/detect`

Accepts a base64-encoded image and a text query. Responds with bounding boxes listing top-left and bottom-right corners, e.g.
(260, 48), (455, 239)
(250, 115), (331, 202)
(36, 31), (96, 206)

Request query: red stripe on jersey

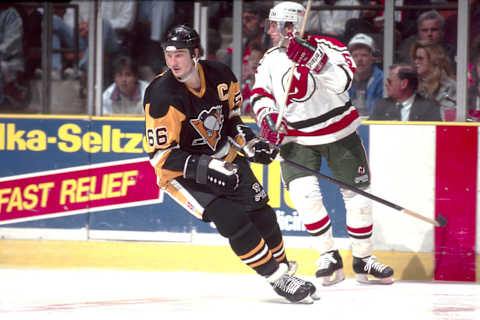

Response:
(305, 215), (330, 232)
(251, 87), (276, 102)
(347, 225), (373, 234)
(287, 108), (359, 136)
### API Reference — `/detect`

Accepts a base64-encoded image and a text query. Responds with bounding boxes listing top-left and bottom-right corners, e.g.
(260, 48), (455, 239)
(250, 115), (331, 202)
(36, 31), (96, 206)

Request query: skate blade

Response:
(298, 295), (315, 304)
(310, 292), (321, 300)
(355, 274), (394, 285)
(319, 269), (346, 286)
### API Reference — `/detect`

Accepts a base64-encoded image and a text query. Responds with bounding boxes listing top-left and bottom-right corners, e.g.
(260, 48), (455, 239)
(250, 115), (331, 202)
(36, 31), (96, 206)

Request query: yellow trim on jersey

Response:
(185, 64), (206, 98)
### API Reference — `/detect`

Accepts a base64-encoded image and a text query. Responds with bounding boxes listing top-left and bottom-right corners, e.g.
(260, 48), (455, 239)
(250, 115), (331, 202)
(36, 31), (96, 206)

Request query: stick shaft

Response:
(275, 0), (313, 130)
(281, 158), (440, 227)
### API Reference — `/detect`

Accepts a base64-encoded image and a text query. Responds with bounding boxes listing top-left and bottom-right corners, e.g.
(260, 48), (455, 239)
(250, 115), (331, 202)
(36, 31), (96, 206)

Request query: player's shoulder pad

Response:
(144, 71), (184, 118)
(200, 60), (237, 82)
(310, 34), (348, 52)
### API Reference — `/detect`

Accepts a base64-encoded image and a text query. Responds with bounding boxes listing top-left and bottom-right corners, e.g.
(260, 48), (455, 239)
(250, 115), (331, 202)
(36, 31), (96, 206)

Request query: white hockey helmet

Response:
(267, 1), (306, 35)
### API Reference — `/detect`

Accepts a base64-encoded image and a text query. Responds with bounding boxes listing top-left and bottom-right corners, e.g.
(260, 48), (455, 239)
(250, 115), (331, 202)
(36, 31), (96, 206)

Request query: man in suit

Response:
(370, 64), (442, 121)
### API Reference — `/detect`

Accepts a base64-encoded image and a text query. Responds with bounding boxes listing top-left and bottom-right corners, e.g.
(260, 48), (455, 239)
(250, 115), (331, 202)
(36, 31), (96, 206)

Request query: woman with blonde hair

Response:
(410, 40), (456, 120)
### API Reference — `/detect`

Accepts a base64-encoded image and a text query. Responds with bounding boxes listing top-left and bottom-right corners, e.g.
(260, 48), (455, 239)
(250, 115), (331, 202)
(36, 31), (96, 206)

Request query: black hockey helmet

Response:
(162, 25), (200, 56)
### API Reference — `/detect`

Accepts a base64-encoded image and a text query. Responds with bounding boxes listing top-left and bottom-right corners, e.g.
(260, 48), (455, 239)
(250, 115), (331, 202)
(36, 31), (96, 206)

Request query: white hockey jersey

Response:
(251, 35), (361, 145)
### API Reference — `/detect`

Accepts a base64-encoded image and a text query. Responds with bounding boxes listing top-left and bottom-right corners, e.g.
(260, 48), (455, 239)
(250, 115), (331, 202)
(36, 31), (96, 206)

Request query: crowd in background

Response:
(0, 0), (478, 121)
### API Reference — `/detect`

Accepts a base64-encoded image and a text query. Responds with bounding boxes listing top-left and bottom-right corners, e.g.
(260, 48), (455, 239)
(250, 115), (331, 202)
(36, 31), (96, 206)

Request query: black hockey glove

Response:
(184, 155), (239, 193)
(243, 138), (279, 165)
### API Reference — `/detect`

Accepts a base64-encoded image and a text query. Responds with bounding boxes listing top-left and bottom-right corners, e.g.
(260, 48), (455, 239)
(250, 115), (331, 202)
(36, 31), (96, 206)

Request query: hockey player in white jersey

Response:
(251, 1), (394, 286)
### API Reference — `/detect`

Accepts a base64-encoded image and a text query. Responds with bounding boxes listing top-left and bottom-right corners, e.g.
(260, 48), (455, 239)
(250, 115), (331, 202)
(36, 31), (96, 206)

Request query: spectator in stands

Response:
(304, 0), (361, 40)
(468, 52), (480, 121)
(444, 0), (480, 56)
(347, 33), (383, 117)
(241, 41), (266, 117)
(130, 0), (174, 82)
(344, 0), (382, 43)
(0, 4), (29, 109)
(63, 1), (122, 86)
(217, 2), (270, 68)
(397, 10), (455, 68)
(102, 56), (148, 115)
(411, 40), (456, 121)
(371, 64), (441, 121)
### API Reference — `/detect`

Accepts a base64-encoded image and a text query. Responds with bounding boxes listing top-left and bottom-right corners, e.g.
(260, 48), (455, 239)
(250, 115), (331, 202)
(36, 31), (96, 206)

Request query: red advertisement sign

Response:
(0, 158), (161, 225)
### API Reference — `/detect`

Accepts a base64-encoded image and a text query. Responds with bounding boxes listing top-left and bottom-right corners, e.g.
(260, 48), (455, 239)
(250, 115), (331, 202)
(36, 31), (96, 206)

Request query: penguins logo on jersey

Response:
(282, 66), (316, 104)
(190, 105), (224, 151)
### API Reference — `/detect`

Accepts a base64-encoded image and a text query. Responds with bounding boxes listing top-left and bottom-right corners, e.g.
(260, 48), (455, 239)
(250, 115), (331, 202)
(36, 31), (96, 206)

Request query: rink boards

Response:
(0, 115), (478, 282)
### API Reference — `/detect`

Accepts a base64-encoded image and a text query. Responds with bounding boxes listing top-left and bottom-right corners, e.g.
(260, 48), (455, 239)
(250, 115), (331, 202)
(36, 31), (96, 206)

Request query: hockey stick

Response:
(275, 0), (313, 131)
(280, 157), (448, 227)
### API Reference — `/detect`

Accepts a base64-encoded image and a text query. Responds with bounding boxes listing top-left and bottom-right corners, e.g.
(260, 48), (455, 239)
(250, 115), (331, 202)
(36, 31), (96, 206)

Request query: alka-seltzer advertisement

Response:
(0, 117), (347, 235)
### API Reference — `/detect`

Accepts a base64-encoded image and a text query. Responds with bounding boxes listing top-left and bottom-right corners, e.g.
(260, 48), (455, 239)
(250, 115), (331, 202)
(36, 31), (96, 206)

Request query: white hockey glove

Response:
(184, 155), (239, 193)
(243, 138), (279, 165)
(286, 35), (328, 73)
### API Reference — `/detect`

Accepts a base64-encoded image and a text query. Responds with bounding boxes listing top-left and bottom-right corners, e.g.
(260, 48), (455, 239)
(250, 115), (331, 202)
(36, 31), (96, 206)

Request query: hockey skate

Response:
(315, 250), (346, 286)
(268, 263), (318, 303)
(353, 255), (394, 284)
(286, 260), (298, 276)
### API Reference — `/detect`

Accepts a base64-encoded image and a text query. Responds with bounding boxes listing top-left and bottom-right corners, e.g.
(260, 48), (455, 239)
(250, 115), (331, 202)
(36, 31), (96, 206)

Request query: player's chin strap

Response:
(177, 57), (199, 83)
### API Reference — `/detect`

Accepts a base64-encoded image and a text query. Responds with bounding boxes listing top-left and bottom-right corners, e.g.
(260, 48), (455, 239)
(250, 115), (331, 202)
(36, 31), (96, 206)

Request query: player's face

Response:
(267, 21), (282, 46)
(114, 67), (137, 97)
(165, 49), (195, 79)
(267, 21), (294, 47)
(414, 48), (429, 77)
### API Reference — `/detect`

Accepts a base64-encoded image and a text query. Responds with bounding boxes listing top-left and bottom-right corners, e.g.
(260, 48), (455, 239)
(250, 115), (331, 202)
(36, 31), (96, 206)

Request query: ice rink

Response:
(0, 268), (479, 320)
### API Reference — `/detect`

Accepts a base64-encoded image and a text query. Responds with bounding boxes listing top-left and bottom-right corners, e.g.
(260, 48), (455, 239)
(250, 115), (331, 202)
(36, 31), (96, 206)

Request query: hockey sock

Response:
(205, 198), (278, 277)
(248, 205), (288, 264)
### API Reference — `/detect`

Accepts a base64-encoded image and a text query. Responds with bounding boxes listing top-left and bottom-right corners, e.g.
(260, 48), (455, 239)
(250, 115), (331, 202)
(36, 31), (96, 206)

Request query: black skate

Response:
(268, 264), (318, 303)
(315, 250), (345, 286)
(353, 255), (394, 284)
(285, 261), (320, 300)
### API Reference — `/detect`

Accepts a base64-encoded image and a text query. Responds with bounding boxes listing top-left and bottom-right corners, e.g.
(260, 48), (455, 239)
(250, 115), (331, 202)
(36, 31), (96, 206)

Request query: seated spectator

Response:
(444, 0), (480, 56)
(304, 0), (361, 40)
(63, 1), (122, 87)
(468, 52), (480, 121)
(344, 0), (402, 59)
(0, 4), (29, 110)
(411, 40), (456, 121)
(370, 64), (441, 121)
(347, 33), (383, 117)
(130, 0), (174, 82)
(397, 10), (456, 69)
(217, 2), (270, 69)
(242, 41), (266, 117)
(102, 56), (148, 115)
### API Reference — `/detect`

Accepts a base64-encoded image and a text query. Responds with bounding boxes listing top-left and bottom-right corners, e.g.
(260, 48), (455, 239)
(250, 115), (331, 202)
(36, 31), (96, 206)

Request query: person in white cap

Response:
(348, 33), (384, 117)
(252, 1), (394, 287)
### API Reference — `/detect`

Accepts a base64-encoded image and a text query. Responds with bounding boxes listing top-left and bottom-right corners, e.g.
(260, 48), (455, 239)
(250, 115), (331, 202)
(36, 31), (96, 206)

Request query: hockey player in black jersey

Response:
(143, 24), (318, 303)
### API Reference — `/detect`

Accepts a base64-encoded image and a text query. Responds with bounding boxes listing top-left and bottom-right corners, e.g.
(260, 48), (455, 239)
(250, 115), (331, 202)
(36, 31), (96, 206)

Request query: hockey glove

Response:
(286, 35), (328, 73)
(184, 155), (239, 193)
(259, 112), (287, 146)
(243, 138), (279, 164)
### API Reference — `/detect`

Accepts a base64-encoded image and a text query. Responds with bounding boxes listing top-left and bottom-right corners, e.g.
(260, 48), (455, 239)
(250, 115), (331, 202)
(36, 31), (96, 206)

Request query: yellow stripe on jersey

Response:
(145, 103), (186, 188)
(228, 80), (242, 119)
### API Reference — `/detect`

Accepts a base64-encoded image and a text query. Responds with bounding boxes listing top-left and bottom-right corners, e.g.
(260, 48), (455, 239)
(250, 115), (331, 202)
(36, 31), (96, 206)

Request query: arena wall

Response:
(0, 115), (478, 282)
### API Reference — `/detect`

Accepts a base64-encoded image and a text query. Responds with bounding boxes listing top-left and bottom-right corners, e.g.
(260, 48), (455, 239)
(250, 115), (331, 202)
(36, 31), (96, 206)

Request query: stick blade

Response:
(436, 214), (448, 227)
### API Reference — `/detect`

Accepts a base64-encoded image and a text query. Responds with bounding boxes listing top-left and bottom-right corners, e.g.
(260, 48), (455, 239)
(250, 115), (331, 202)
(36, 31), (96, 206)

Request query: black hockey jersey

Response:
(143, 60), (246, 188)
